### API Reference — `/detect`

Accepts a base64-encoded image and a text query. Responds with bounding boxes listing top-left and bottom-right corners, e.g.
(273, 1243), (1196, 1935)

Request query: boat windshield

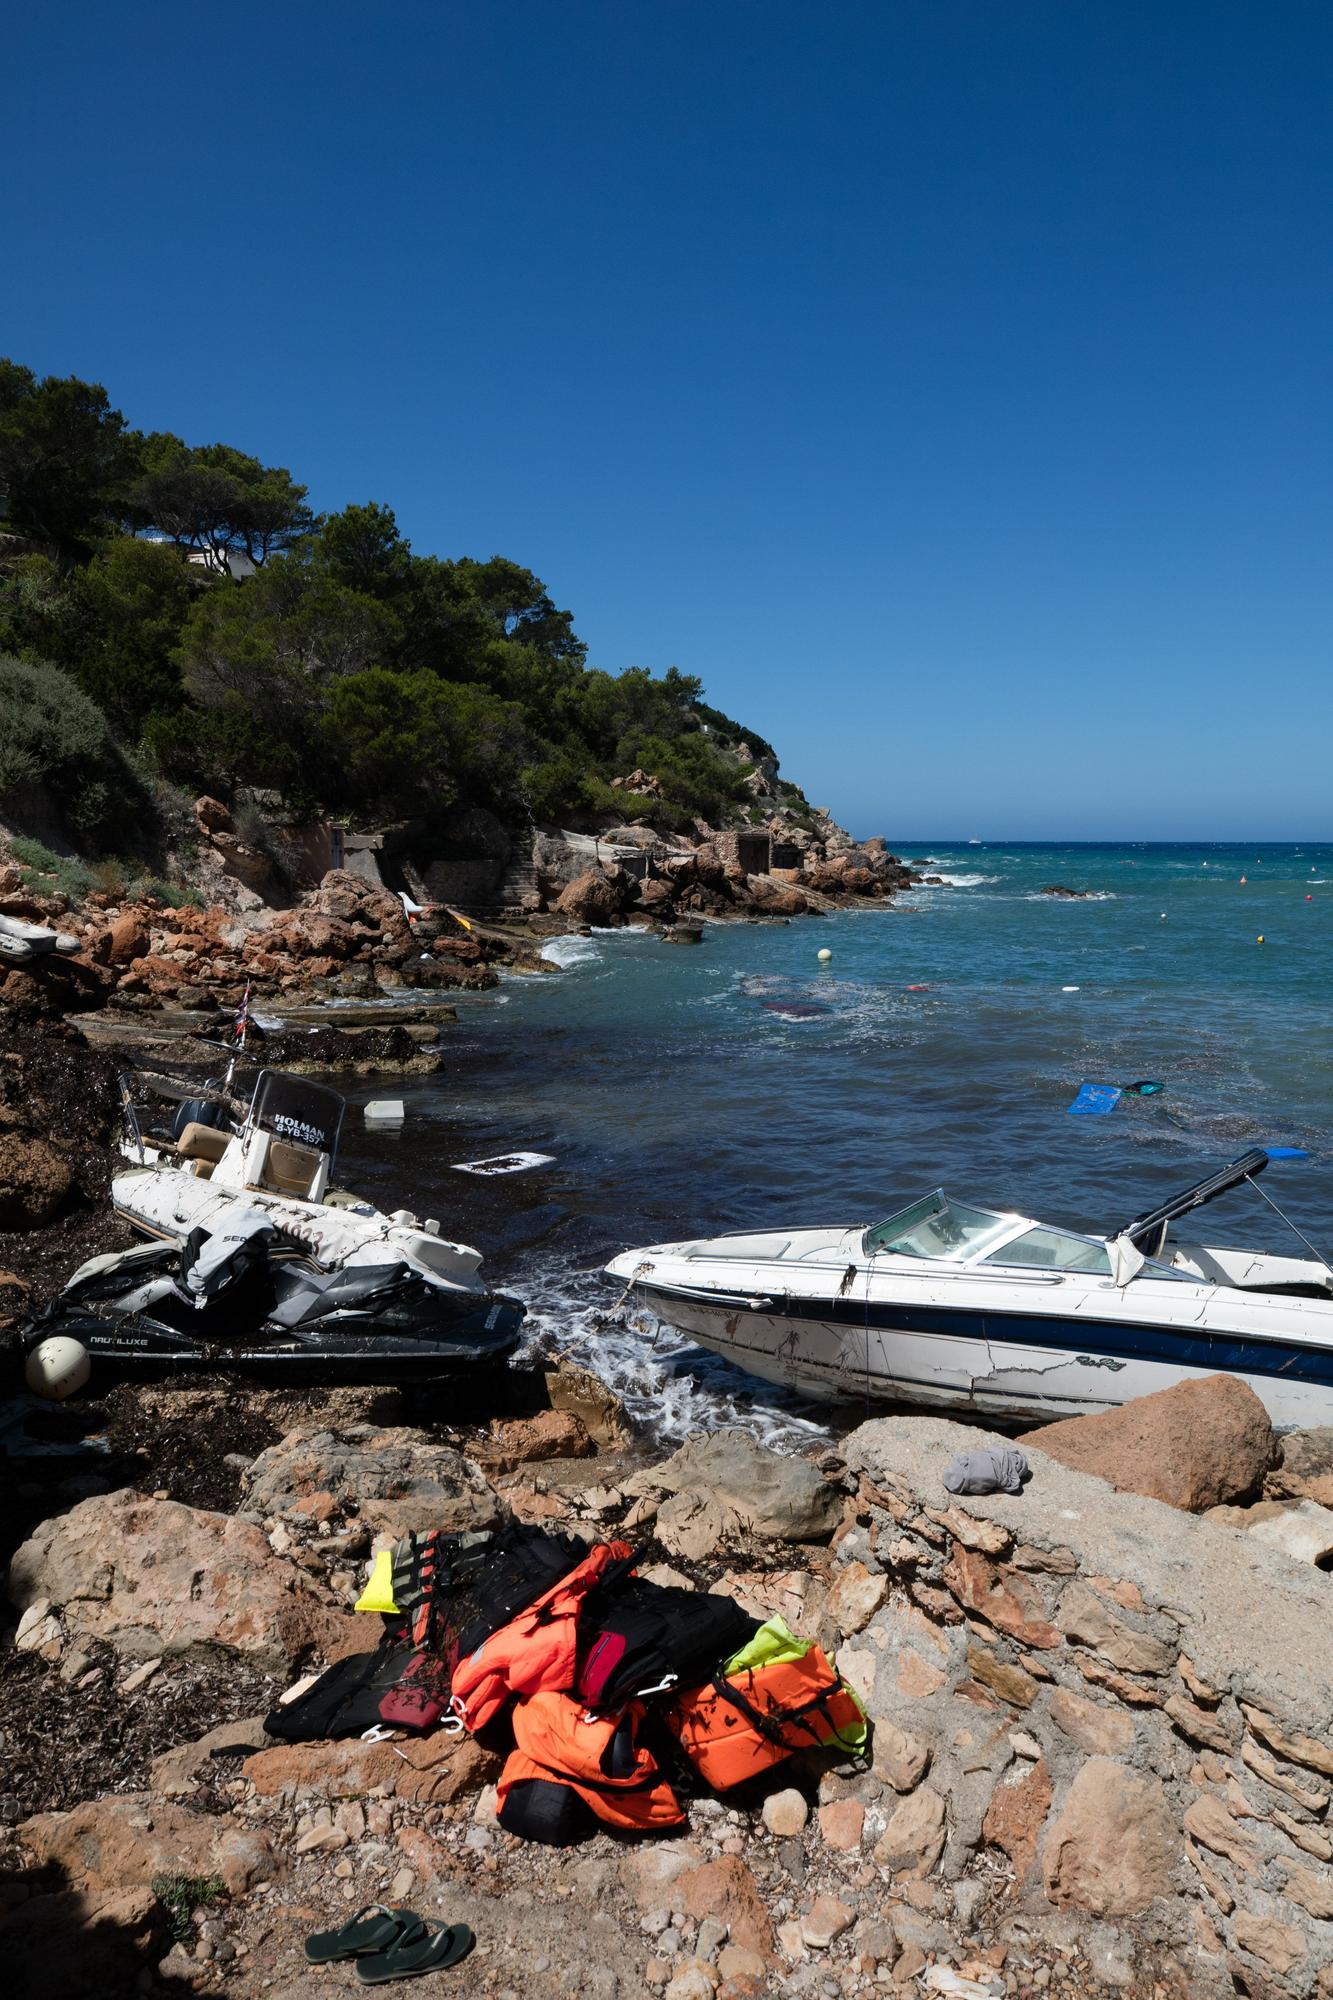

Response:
(980, 1225), (1112, 1275)
(864, 1192), (1018, 1262)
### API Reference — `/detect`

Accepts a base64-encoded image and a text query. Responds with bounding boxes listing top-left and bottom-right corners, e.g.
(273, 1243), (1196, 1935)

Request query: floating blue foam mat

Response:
(1265, 1147), (1309, 1161)
(1068, 1084), (1122, 1117)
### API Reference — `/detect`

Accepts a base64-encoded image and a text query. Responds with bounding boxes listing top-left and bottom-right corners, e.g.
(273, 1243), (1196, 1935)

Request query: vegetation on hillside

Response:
(0, 360), (808, 844)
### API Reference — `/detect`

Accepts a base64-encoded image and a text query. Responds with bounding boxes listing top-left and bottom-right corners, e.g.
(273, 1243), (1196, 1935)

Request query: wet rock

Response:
(1041, 1759), (1180, 1915)
(240, 1423), (500, 1536)
(545, 1360), (633, 1448)
(1019, 1373), (1276, 1512)
(8, 1489), (347, 1670)
(18, 1794), (274, 1896)
(0, 1130), (74, 1227)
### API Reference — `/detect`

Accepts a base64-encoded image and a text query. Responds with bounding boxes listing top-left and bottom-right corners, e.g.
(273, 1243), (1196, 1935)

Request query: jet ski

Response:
(25, 1062), (524, 1385)
(22, 1220), (524, 1384)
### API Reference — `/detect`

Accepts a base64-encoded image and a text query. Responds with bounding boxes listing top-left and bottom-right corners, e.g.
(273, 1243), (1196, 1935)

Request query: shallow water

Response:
(336, 842), (1333, 1445)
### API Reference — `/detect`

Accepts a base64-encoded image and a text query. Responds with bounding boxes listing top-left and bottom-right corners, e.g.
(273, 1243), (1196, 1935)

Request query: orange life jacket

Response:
(666, 1644), (865, 1790)
(449, 1541), (632, 1733)
(497, 1689), (685, 1832)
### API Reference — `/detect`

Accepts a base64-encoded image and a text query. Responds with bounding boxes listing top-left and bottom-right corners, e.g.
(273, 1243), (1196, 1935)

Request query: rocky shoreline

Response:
(4, 974), (1333, 2000)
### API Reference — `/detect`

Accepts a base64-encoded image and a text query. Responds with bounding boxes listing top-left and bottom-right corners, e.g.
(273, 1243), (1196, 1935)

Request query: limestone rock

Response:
(1019, 1373), (1276, 1512)
(761, 1788), (808, 1837)
(627, 1430), (840, 1544)
(8, 1489), (346, 1669)
(0, 1888), (161, 1995)
(18, 1794), (274, 1897)
(241, 1422), (499, 1537)
(817, 1799), (864, 1851)
(942, 1545), (1060, 1649)
(1207, 1496), (1333, 1566)
(1056, 1579), (1175, 1675)
(874, 1784), (946, 1877)
(1242, 1703), (1333, 1779)
(1047, 1688), (1135, 1757)
(545, 1360), (633, 1448)
(1041, 1759), (1180, 1916)
(149, 1716), (270, 1796)
(800, 1894), (853, 1949)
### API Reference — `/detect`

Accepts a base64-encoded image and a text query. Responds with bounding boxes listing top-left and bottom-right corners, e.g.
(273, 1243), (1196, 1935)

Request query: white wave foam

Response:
(540, 932), (603, 968)
(514, 1267), (832, 1451)
(917, 872), (999, 889)
(1022, 890), (1117, 902)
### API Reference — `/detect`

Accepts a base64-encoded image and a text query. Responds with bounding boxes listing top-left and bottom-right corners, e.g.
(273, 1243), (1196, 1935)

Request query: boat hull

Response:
(628, 1281), (1333, 1430)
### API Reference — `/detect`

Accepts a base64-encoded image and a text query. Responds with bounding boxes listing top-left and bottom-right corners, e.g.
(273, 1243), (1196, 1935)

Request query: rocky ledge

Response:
(3, 1368), (1332, 2000)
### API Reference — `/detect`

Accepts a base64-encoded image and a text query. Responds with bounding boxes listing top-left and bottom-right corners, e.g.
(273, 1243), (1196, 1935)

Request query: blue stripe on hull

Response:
(637, 1287), (1333, 1388)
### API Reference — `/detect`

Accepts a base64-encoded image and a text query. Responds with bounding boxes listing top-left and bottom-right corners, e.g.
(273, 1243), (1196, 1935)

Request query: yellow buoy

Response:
(817, 948), (832, 963)
(1257, 935), (1264, 944)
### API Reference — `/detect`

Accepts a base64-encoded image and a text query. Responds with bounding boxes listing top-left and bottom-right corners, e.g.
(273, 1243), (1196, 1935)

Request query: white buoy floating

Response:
(25, 1336), (91, 1401)
(817, 948), (832, 963)
(1061, 985), (1080, 992)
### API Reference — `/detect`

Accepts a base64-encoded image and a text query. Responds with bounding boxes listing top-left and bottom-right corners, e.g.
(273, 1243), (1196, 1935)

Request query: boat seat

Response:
(177, 1121), (229, 1164)
(252, 1139), (322, 1199)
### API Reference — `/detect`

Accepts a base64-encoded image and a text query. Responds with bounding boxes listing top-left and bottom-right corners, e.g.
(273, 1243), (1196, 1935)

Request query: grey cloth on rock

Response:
(942, 1446), (1029, 1496)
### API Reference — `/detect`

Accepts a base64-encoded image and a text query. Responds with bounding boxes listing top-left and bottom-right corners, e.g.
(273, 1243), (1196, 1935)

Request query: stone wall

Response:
(833, 1415), (1333, 1998)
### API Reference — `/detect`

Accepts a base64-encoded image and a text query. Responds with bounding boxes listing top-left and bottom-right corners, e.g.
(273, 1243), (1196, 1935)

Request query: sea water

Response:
(339, 842), (1333, 1443)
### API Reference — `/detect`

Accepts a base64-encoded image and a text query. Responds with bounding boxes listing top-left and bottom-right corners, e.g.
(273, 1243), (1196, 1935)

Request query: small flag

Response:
(233, 981), (252, 1047)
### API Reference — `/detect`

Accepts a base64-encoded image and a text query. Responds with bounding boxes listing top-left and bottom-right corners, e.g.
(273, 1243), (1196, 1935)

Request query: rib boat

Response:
(26, 1066), (524, 1384)
(605, 1151), (1333, 1429)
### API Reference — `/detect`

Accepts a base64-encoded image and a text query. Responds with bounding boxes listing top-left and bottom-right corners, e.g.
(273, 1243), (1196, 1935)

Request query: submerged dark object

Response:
(19, 1231), (524, 1386)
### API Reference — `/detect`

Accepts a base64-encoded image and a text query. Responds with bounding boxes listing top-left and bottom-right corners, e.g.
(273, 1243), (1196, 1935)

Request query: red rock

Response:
(106, 911), (149, 963)
(243, 1732), (497, 1804)
(1047, 1688), (1135, 1757)
(485, 1410), (594, 1467)
(0, 1888), (161, 1993)
(942, 1545), (1061, 1649)
(677, 1856), (774, 1958)
(194, 795), (233, 834)
(983, 1757), (1053, 1883)
(817, 1799), (865, 1851)
(1019, 1374), (1276, 1512)
(18, 1794), (274, 1897)
(555, 869), (628, 925)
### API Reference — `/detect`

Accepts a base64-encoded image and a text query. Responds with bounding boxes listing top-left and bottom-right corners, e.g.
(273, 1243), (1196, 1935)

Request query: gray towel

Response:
(942, 1446), (1029, 1496)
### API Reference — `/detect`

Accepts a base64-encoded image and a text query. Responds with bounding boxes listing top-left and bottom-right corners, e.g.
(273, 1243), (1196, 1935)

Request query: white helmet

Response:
(25, 1336), (91, 1401)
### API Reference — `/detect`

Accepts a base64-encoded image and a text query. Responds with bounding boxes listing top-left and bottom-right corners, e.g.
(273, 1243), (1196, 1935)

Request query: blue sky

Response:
(6, 3), (1331, 838)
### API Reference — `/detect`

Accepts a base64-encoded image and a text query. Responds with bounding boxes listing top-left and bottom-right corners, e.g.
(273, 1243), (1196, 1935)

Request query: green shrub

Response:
(150, 1872), (224, 1944)
(129, 876), (204, 909)
(0, 653), (151, 843)
(9, 834), (94, 902)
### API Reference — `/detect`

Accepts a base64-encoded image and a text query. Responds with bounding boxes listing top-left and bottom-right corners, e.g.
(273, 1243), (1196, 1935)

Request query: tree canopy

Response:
(0, 354), (807, 841)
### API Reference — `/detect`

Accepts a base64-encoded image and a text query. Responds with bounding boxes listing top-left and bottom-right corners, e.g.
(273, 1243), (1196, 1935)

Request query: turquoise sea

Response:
(344, 843), (1333, 1441)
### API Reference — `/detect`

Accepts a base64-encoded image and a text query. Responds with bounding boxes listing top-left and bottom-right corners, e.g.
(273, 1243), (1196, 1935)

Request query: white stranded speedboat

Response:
(605, 1150), (1333, 1429)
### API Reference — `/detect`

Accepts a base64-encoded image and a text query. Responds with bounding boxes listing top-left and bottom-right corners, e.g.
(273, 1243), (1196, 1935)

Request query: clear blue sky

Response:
(6, 3), (1331, 839)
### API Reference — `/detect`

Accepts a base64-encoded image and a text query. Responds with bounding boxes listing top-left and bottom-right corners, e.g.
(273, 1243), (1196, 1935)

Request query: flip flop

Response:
(355, 1921), (475, 1984)
(304, 1906), (425, 1964)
